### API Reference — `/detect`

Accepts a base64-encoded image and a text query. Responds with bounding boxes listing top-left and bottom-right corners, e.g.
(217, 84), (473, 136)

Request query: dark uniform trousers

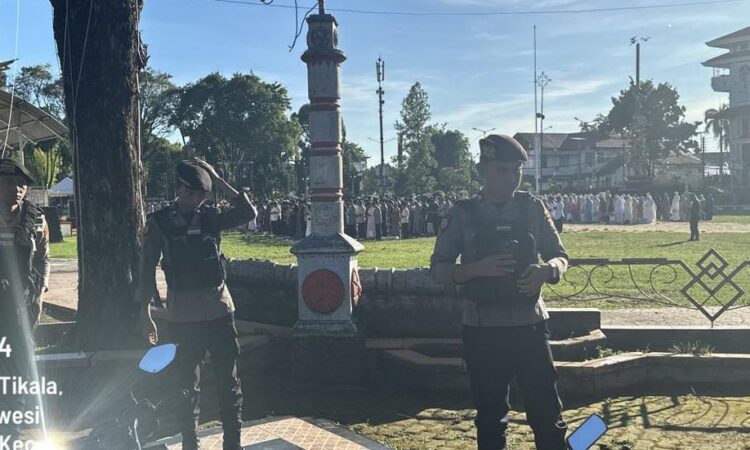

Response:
(169, 313), (243, 449)
(463, 320), (567, 450)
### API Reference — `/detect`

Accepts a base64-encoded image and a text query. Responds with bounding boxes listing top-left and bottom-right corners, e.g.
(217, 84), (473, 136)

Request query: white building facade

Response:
(704, 26), (750, 193)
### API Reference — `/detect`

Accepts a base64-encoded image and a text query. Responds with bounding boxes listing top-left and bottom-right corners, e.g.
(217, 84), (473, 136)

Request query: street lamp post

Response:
(535, 72), (550, 193)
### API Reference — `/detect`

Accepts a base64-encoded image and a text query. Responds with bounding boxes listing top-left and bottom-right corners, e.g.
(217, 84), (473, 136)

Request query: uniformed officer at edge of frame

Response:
(136, 158), (257, 450)
(0, 158), (50, 440)
(430, 135), (569, 450)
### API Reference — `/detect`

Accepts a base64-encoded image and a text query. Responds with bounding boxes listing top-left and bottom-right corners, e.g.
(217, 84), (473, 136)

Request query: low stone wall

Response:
(226, 259), (599, 339)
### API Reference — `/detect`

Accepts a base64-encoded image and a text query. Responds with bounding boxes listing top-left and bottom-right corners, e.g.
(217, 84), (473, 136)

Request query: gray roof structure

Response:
(0, 89), (67, 151)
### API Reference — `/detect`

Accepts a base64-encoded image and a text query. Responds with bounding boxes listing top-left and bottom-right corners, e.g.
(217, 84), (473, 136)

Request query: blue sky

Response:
(1, 0), (748, 164)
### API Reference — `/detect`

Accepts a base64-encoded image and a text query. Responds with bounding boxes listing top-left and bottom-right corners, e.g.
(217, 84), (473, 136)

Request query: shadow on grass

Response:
(654, 240), (691, 248)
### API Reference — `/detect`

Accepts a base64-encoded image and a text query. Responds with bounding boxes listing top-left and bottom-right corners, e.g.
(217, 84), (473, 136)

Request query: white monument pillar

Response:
(290, 4), (365, 383)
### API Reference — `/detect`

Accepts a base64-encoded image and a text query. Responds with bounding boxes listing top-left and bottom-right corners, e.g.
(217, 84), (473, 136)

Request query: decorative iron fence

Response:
(546, 249), (750, 326)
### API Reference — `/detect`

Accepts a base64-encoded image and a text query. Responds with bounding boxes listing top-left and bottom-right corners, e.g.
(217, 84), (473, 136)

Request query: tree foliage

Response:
(704, 103), (730, 175)
(11, 64), (70, 185)
(169, 72), (302, 197)
(394, 82), (437, 195)
(594, 80), (699, 179)
(139, 68), (179, 162)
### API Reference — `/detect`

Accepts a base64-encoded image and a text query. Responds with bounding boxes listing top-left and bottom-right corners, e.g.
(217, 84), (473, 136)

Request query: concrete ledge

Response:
(602, 325), (750, 353)
(35, 321), (76, 347)
(379, 348), (750, 396)
(367, 329), (606, 362)
(548, 308), (601, 338)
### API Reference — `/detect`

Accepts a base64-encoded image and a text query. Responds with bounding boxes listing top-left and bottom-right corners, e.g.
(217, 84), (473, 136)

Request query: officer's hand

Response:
(517, 264), (552, 296)
(140, 309), (159, 345)
(471, 253), (516, 278)
(193, 158), (221, 180)
(30, 296), (43, 328)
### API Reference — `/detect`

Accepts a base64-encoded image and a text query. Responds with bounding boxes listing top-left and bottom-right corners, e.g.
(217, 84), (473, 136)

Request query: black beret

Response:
(176, 161), (212, 192)
(0, 158), (34, 184)
(479, 134), (528, 163)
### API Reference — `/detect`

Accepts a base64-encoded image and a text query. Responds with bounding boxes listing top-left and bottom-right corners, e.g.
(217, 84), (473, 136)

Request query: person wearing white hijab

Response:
(592, 195), (600, 223)
(624, 194), (633, 224)
(613, 194), (624, 224)
(644, 193), (657, 224)
(670, 191), (681, 221)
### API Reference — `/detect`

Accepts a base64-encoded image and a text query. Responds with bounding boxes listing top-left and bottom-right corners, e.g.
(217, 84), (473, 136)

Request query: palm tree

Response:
(704, 104), (731, 176)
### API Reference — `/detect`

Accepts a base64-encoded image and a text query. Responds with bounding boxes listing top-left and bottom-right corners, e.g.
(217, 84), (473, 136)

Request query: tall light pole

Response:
(376, 57), (385, 196)
(536, 72), (550, 192)
(472, 127), (496, 140)
(630, 36), (649, 115)
(533, 25), (540, 193)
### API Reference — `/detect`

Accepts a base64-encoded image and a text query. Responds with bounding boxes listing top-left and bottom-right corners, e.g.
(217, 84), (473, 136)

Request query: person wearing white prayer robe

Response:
(614, 194), (624, 224)
(624, 194), (633, 224)
(670, 191), (681, 221)
(644, 193), (657, 224)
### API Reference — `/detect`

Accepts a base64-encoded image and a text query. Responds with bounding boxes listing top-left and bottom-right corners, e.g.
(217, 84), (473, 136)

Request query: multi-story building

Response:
(515, 132), (628, 191)
(703, 26), (750, 196)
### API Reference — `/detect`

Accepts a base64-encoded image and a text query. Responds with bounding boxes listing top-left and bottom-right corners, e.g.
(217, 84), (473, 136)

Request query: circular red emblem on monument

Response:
(302, 269), (345, 314)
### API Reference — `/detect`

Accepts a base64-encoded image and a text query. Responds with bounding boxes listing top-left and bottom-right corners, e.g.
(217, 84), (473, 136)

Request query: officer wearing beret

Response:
(137, 159), (257, 450)
(430, 135), (569, 450)
(0, 158), (50, 440)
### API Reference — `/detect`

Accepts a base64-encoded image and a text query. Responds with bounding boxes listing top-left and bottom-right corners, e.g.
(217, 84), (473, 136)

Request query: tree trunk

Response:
(50, 0), (145, 350)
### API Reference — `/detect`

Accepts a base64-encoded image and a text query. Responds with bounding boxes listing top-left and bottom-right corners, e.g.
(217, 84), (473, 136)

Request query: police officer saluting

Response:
(137, 159), (257, 450)
(430, 135), (569, 450)
(0, 158), (50, 440)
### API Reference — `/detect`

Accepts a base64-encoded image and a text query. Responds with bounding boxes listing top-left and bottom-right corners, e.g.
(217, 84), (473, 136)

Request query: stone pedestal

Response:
(291, 11), (365, 384)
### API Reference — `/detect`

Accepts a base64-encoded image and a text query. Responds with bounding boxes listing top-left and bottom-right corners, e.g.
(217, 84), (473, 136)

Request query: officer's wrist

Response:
(542, 263), (555, 282)
(452, 264), (474, 284)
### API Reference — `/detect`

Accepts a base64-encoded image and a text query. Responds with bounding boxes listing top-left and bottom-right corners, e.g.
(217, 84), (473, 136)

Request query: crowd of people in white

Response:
(543, 191), (715, 232)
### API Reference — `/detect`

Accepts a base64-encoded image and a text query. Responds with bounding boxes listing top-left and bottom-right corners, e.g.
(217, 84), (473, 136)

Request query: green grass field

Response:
(50, 216), (750, 308)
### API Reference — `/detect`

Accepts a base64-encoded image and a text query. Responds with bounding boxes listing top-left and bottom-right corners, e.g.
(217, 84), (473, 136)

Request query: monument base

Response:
(292, 325), (366, 385)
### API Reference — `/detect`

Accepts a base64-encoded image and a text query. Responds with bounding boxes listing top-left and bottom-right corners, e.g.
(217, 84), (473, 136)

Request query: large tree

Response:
(704, 104), (730, 176)
(170, 72), (302, 197)
(12, 64), (71, 186)
(429, 126), (476, 194)
(50, 0), (146, 350)
(595, 80), (699, 180)
(394, 82), (436, 195)
(13, 64), (65, 118)
(139, 67), (179, 162)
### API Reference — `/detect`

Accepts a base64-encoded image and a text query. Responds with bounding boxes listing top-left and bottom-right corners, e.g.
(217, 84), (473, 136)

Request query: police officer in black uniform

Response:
(137, 159), (256, 450)
(430, 135), (569, 450)
(0, 158), (50, 440)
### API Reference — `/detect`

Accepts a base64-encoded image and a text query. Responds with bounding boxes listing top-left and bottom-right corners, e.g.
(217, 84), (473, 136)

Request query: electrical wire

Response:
(206, 0), (750, 16)
(288, 0), (319, 51)
(1, 0), (21, 157)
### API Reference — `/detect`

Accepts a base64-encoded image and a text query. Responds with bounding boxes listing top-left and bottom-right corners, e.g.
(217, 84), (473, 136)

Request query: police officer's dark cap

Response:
(176, 161), (212, 192)
(0, 158), (34, 184)
(479, 134), (528, 163)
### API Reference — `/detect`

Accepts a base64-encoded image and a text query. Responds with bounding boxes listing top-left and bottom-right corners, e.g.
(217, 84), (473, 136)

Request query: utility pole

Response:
(376, 57), (385, 196)
(533, 25), (540, 193)
(630, 36), (648, 114)
(536, 72), (550, 192)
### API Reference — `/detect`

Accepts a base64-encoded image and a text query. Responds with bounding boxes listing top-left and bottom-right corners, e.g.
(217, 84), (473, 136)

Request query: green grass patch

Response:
(712, 215), (750, 224)
(50, 237), (78, 259)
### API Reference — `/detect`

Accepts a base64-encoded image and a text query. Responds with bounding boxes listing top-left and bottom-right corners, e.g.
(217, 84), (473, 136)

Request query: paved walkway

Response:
(152, 417), (391, 450)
